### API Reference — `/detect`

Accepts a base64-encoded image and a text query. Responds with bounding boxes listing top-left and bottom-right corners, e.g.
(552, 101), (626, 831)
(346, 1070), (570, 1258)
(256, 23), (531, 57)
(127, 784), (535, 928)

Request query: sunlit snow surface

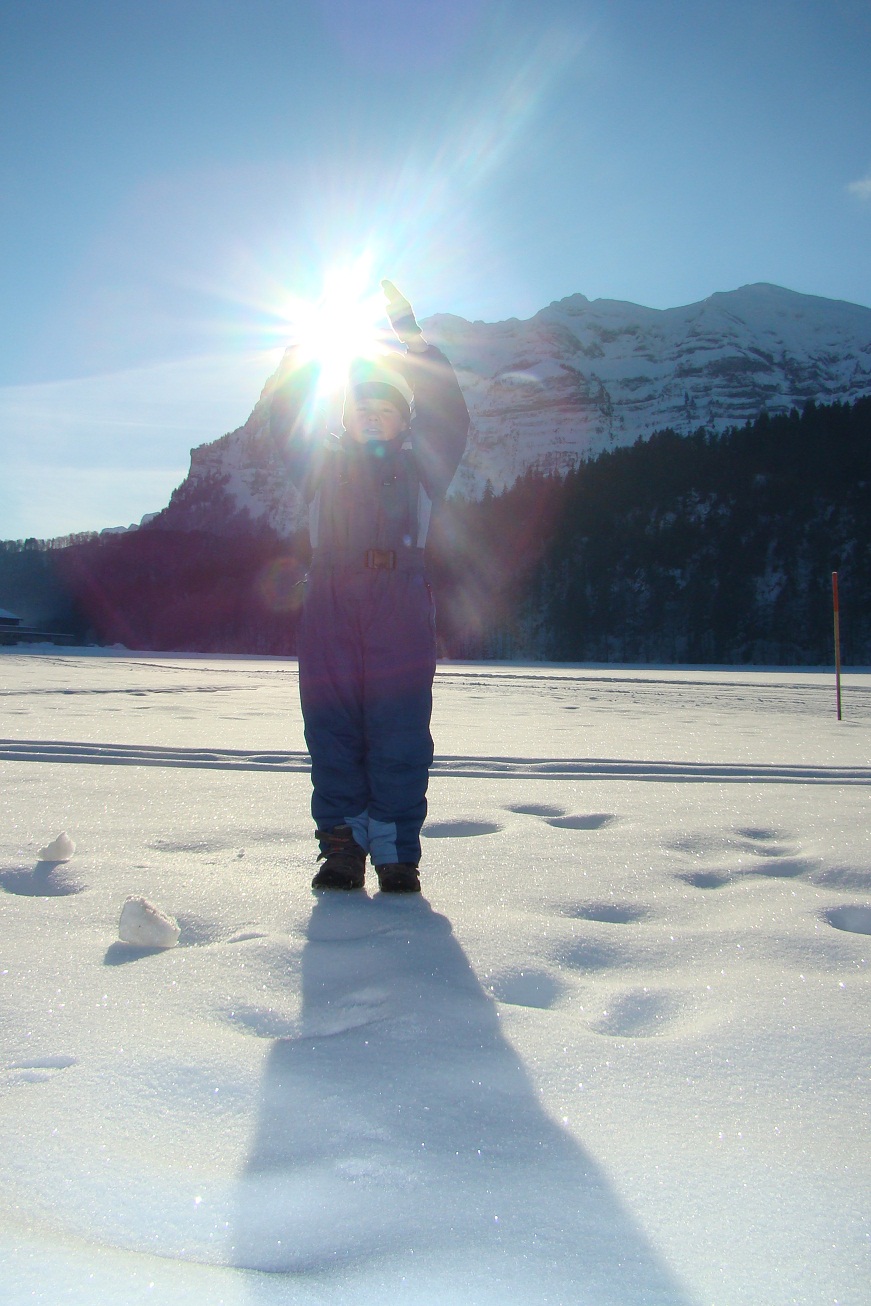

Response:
(1, 650), (869, 1305)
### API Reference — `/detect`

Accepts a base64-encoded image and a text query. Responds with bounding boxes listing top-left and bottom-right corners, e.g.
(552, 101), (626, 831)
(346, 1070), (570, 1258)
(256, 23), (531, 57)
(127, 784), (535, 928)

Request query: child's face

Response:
(345, 397), (407, 444)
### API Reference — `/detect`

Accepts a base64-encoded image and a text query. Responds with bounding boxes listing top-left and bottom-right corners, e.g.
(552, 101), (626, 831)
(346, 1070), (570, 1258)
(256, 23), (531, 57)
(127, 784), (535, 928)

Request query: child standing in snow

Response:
(269, 281), (469, 893)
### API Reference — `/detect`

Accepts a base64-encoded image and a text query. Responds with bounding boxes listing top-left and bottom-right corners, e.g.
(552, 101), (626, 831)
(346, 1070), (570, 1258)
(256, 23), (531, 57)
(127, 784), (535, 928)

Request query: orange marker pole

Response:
(832, 571), (842, 721)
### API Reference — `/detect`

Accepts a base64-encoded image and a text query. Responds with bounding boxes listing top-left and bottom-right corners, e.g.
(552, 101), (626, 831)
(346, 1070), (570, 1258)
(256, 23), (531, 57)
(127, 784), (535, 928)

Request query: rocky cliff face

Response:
(154, 395), (300, 538)
(152, 282), (871, 536)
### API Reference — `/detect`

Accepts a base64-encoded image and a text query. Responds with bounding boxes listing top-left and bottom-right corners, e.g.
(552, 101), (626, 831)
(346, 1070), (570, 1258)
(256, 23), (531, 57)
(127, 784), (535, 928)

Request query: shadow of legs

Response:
(233, 894), (694, 1302)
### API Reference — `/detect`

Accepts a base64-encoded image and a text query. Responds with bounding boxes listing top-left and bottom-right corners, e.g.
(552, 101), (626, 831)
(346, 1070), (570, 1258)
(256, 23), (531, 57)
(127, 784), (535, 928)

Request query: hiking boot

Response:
(312, 825), (366, 890)
(375, 863), (421, 894)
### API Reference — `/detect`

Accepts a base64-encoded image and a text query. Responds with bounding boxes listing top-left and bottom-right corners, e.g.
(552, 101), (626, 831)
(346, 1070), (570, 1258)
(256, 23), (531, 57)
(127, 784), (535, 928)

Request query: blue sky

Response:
(2, 0), (870, 539)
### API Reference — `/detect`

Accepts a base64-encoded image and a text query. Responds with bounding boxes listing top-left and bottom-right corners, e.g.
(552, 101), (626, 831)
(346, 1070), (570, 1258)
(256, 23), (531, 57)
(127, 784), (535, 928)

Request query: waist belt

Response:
(366, 548), (395, 570)
(309, 547), (426, 573)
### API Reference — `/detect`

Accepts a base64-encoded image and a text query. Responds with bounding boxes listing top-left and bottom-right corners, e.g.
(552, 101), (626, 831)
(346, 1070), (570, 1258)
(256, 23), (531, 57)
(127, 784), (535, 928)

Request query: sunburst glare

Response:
(279, 256), (390, 394)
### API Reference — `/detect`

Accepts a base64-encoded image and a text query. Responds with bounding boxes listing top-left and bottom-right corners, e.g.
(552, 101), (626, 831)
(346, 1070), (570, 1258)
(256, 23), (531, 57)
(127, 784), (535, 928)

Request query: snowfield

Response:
(1, 650), (869, 1305)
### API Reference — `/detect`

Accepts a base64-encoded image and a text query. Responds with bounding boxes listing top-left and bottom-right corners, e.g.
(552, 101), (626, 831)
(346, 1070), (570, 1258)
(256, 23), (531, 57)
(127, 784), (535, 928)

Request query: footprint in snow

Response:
(487, 969), (563, 1010)
(563, 902), (648, 924)
(671, 828), (789, 857)
(546, 813), (615, 830)
(678, 860), (816, 890)
(808, 865), (871, 892)
(0, 863), (86, 897)
(823, 905), (871, 936)
(6, 1054), (78, 1084)
(748, 857), (817, 880)
(302, 1004), (388, 1038)
(221, 1005), (299, 1039)
(104, 942), (172, 965)
(672, 825), (816, 887)
(591, 990), (681, 1039)
(104, 915), (266, 963)
(731, 828), (815, 874)
(148, 837), (235, 854)
(677, 870), (732, 890)
(422, 820), (502, 838)
(222, 991), (388, 1040)
(505, 804), (617, 831)
(553, 939), (626, 973)
(505, 803), (564, 818)
(173, 913), (267, 947)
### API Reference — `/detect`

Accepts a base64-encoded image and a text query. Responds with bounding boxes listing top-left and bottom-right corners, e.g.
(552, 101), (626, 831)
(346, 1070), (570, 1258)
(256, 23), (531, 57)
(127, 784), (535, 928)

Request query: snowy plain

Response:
(1, 649), (869, 1306)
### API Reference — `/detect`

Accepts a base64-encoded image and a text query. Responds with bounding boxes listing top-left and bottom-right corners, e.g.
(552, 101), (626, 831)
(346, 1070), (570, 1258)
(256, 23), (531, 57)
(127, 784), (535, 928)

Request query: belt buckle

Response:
(366, 548), (396, 570)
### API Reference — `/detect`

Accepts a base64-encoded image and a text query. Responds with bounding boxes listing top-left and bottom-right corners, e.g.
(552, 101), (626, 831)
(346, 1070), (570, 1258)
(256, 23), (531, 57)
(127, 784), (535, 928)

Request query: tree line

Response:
(1, 397), (869, 662)
(430, 397), (871, 663)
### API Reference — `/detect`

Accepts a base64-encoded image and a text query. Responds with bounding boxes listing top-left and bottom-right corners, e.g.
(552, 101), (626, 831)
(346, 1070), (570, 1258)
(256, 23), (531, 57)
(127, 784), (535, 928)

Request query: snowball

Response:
(38, 832), (76, 862)
(118, 897), (180, 949)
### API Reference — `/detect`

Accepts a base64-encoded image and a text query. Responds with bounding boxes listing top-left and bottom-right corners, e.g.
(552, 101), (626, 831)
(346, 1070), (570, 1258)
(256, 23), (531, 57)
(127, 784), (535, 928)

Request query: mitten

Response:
(381, 279), (424, 345)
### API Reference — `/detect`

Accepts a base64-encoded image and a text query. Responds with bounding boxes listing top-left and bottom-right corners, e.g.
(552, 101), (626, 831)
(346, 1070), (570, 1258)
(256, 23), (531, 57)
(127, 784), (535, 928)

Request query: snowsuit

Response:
(269, 345), (469, 865)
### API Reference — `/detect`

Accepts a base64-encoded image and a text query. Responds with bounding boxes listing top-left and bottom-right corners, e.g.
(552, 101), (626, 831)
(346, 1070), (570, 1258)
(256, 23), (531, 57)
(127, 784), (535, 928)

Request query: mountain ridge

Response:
(151, 282), (871, 538)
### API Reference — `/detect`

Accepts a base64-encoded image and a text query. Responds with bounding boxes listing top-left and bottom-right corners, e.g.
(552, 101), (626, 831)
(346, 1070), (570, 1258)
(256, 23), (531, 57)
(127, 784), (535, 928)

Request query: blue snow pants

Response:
(297, 563), (437, 866)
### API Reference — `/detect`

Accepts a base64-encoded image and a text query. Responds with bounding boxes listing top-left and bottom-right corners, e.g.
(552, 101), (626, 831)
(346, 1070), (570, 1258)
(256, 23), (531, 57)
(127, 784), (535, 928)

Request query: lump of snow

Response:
(118, 897), (180, 949)
(38, 832), (76, 862)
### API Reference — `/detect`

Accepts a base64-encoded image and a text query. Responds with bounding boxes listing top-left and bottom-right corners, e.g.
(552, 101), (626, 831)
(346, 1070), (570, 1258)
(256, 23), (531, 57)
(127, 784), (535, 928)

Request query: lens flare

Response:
(279, 256), (389, 395)
(256, 555), (306, 614)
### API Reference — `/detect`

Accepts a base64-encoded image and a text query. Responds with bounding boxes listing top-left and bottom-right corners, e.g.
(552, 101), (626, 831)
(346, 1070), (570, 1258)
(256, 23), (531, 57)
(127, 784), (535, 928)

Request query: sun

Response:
(280, 258), (387, 393)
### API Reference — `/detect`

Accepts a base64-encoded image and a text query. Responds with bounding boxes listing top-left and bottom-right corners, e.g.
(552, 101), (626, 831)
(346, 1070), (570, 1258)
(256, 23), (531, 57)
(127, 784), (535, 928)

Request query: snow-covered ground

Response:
(1, 650), (869, 1305)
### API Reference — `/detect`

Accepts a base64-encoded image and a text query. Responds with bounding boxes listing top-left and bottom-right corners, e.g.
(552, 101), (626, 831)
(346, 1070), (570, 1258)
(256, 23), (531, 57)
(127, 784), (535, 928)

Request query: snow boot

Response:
(375, 863), (421, 894)
(312, 825), (366, 890)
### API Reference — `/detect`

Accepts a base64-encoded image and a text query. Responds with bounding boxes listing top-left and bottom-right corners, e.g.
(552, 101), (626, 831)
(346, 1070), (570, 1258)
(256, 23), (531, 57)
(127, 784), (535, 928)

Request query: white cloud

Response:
(847, 172), (871, 201)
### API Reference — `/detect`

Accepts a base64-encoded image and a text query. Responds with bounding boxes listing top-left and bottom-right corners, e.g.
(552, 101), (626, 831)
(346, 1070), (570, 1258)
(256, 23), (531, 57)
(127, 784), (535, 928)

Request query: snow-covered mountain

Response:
(153, 283), (871, 537)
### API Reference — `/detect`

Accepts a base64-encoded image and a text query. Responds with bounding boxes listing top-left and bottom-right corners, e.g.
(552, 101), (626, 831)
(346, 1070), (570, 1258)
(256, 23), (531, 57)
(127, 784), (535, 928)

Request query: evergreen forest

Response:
(2, 398), (869, 664)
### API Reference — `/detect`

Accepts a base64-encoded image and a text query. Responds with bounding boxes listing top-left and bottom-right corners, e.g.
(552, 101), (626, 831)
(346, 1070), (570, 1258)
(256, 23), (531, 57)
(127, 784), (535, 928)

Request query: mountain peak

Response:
(151, 284), (871, 538)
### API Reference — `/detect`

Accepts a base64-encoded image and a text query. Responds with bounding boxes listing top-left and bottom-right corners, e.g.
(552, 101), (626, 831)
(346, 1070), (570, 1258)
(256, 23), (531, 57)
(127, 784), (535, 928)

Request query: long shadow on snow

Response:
(232, 893), (694, 1304)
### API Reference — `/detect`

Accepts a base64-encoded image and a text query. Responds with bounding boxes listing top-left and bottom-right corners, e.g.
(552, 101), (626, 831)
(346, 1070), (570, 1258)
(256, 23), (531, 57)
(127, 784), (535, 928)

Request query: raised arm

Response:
(404, 343), (470, 500)
(382, 280), (470, 500)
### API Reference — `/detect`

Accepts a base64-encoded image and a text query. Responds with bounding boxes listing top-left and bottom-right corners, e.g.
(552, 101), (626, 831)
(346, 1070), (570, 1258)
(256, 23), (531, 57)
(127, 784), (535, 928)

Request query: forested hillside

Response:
(2, 398), (869, 663)
(430, 398), (871, 663)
